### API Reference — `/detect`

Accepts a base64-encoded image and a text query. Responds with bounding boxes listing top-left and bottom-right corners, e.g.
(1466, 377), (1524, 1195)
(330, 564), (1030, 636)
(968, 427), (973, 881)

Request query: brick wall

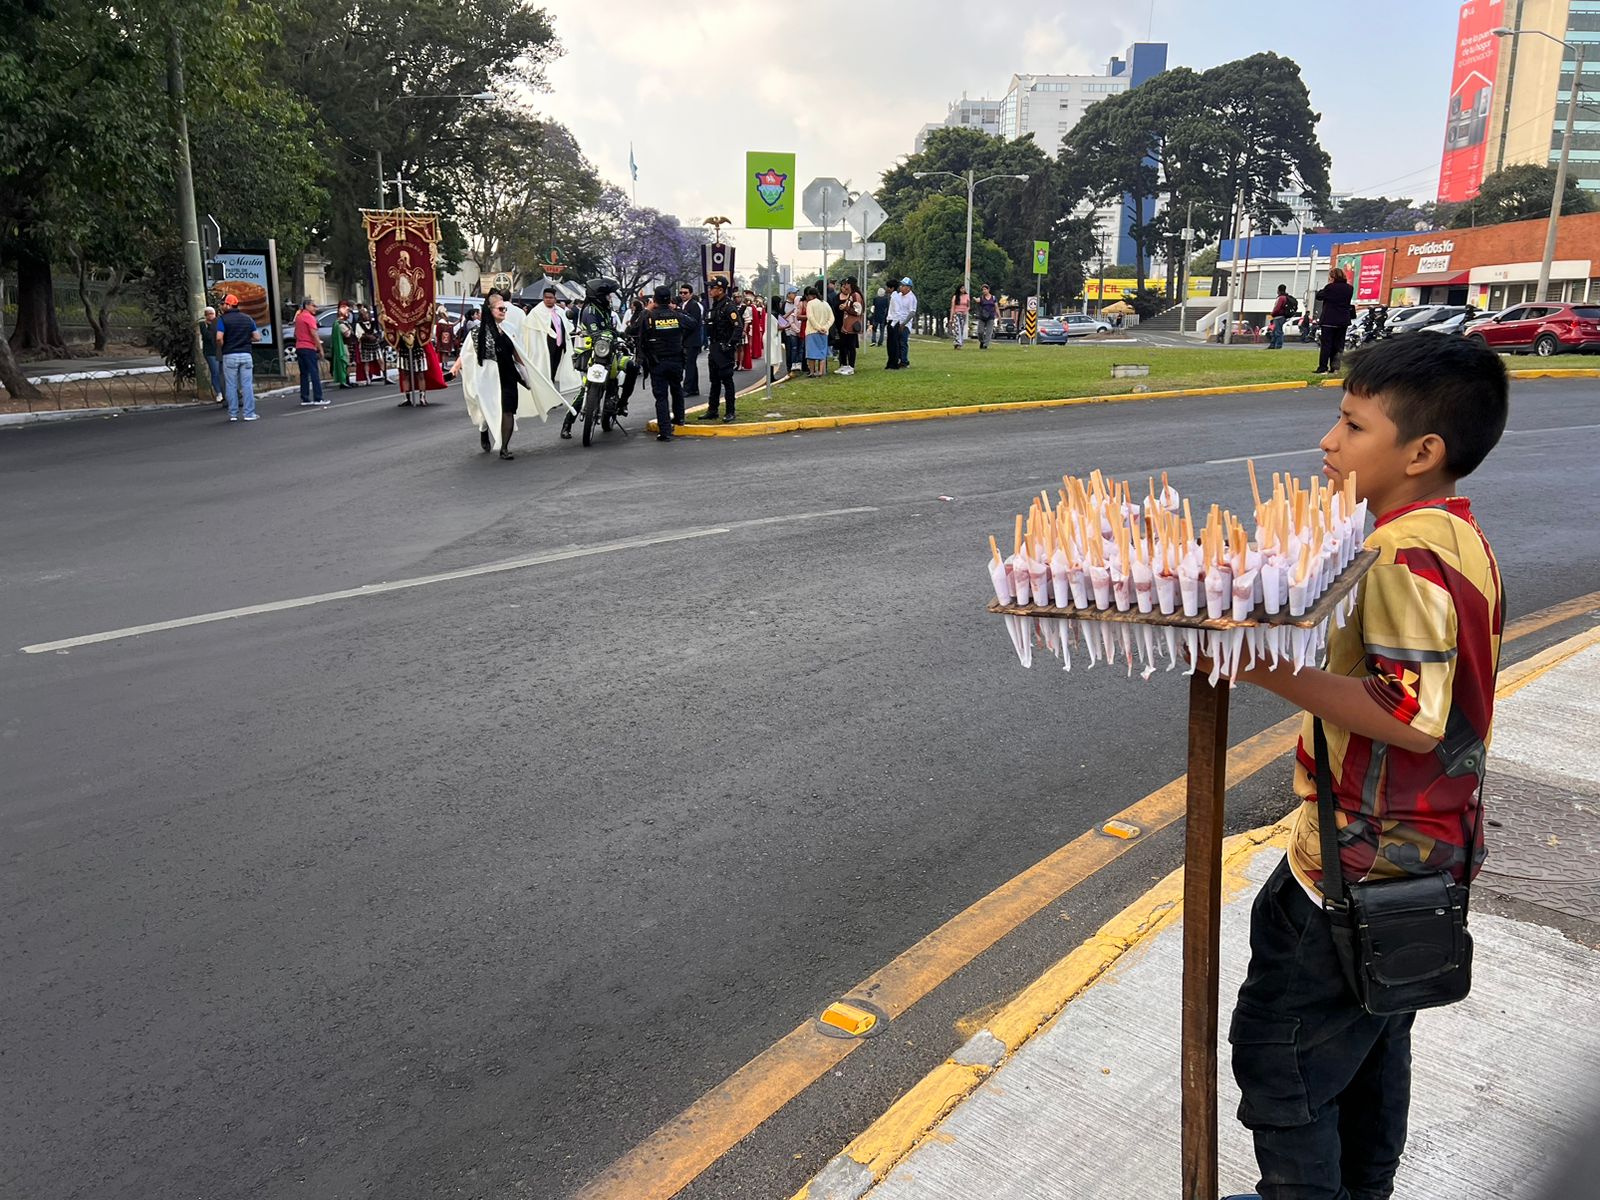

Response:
(1331, 212), (1600, 295)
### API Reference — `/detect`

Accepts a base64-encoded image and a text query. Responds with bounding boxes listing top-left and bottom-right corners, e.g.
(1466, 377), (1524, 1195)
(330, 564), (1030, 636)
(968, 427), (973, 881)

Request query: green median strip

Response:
(736, 341), (1328, 421)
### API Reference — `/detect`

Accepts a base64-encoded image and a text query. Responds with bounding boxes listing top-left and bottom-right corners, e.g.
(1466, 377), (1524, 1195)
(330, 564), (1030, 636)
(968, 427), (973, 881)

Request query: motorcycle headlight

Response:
(594, 336), (613, 357)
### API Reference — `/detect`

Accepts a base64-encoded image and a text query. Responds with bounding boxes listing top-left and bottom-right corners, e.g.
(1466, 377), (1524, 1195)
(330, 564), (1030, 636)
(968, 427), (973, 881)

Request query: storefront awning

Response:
(1393, 270), (1470, 287)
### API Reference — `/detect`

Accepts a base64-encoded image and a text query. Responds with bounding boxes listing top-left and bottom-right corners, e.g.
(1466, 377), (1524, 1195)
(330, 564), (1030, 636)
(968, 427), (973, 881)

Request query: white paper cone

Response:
(989, 559), (1013, 604)
(1068, 568), (1091, 610)
(1011, 555), (1032, 605)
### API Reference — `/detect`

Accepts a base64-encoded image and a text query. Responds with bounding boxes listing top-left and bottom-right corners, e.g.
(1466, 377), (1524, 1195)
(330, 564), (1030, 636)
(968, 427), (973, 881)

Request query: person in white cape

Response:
(449, 292), (574, 458)
(525, 287), (581, 409)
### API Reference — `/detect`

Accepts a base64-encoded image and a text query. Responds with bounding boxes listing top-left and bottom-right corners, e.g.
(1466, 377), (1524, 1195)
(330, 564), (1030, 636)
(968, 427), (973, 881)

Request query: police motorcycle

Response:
(568, 276), (631, 447)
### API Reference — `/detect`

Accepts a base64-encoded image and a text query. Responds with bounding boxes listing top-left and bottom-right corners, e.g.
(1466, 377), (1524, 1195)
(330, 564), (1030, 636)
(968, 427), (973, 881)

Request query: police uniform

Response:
(639, 291), (687, 438)
(702, 285), (743, 421)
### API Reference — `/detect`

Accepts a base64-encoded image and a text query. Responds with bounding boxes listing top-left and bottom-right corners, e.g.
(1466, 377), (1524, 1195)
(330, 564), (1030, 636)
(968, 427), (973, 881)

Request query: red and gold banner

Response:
(361, 208), (441, 348)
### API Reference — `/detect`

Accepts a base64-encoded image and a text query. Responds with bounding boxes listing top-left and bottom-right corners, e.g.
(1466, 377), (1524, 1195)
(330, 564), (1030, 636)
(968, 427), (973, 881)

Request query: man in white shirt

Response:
(885, 277), (917, 369)
(531, 286), (571, 381)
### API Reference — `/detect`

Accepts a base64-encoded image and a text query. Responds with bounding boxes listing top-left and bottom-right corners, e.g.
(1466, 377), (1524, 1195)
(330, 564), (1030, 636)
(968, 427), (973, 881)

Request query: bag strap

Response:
(1312, 717), (1348, 908)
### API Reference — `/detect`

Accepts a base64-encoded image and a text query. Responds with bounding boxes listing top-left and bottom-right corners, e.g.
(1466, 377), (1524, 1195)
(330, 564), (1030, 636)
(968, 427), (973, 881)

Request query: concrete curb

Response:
(790, 825), (1292, 1200)
(650, 380), (1314, 439)
(0, 400), (215, 428)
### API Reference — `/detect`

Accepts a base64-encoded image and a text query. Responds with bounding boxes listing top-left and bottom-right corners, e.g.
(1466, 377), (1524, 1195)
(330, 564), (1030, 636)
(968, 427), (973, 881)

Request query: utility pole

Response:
(1178, 200), (1195, 336)
(166, 28), (210, 400)
(1540, 41), (1583, 300)
(1223, 186), (1244, 345)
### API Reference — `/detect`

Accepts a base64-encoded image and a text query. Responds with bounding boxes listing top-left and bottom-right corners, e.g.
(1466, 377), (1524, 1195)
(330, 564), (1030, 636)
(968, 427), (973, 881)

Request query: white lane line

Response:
(1206, 447), (1319, 465)
(20, 506), (877, 655)
(1503, 423), (1600, 436)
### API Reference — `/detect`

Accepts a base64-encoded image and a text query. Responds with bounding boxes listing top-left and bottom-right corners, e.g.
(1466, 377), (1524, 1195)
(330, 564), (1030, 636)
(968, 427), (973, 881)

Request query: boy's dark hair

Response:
(1342, 335), (1509, 478)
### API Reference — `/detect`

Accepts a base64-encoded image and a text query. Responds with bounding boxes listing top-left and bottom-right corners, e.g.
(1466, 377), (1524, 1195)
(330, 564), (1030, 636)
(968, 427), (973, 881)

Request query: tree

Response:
(1060, 56), (1331, 300)
(879, 127), (1077, 308)
(1324, 196), (1428, 233)
(430, 110), (599, 289)
(592, 191), (702, 301)
(883, 194), (1011, 333)
(266, 0), (560, 294)
(1, 0), (324, 355)
(1445, 164), (1597, 228)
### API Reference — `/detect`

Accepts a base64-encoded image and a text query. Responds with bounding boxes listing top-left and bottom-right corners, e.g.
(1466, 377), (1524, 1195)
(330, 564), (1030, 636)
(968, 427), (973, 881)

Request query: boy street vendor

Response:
(1220, 336), (1508, 1200)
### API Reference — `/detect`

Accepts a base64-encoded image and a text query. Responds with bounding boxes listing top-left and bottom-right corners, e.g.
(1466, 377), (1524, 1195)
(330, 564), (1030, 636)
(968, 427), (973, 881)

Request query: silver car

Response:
(1062, 313), (1114, 337)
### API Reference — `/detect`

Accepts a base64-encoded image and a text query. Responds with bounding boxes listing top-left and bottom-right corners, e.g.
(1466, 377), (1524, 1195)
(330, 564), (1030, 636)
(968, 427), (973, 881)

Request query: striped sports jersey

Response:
(1288, 497), (1503, 894)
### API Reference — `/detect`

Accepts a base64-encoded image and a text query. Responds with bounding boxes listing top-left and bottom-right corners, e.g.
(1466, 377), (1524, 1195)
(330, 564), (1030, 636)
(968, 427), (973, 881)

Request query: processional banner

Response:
(361, 208), (441, 348)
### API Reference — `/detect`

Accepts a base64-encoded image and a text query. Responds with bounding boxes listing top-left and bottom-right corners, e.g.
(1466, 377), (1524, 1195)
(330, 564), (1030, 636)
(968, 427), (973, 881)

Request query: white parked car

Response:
(1061, 313), (1114, 336)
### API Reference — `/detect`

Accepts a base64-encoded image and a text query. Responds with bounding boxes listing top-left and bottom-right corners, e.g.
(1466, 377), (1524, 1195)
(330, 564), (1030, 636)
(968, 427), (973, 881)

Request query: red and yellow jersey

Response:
(1288, 497), (1503, 894)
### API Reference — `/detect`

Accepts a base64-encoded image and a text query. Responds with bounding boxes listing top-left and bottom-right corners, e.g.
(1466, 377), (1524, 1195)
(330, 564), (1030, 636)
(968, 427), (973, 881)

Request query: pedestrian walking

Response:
(949, 285), (970, 349)
(885, 277), (917, 369)
(678, 284), (704, 396)
(215, 293), (262, 421)
(973, 284), (998, 349)
(803, 286), (834, 377)
(836, 279), (863, 375)
(700, 277), (743, 422)
(201, 305), (224, 400)
(1314, 267), (1355, 374)
(1223, 336), (1509, 1200)
(870, 287), (889, 347)
(639, 285), (687, 441)
(1267, 284), (1291, 350)
(448, 291), (528, 459)
(293, 297), (328, 407)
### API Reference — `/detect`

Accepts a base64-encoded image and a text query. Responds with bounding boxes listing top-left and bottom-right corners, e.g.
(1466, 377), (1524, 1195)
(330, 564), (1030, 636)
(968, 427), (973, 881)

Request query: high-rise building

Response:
(915, 43), (1169, 266)
(1438, 0), (1600, 203)
(914, 95), (1004, 155)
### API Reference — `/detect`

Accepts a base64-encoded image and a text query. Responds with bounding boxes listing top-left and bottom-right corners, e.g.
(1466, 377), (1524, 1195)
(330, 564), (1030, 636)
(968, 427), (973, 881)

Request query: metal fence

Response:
(1, 272), (155, 345)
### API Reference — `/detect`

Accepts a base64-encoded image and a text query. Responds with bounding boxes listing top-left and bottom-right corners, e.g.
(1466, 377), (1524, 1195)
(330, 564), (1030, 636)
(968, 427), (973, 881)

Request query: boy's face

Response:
(1319, 390), (1443, 512)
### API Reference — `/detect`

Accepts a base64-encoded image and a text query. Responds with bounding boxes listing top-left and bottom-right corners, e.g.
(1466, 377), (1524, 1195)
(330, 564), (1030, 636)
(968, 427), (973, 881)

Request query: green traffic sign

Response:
(1032, 240), (1050, 275)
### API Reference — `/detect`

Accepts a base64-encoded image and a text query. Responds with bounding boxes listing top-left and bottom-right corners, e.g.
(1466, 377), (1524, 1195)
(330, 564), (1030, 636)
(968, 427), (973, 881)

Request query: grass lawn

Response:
(748, 337), (1327, 420)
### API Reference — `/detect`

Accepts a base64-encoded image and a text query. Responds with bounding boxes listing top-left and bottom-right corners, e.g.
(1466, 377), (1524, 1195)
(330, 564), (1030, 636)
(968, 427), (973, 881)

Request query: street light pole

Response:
(1495, 26), (1584, 301)
(914, 169), (1030, 306)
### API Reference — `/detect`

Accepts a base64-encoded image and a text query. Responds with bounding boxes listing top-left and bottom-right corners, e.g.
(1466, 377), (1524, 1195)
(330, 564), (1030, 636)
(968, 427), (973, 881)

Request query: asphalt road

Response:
(3, 375), (1596, 1200)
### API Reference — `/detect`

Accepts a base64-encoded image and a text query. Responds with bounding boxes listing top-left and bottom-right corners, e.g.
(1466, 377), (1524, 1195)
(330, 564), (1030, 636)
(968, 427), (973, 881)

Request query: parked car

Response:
(1385, 305), (1472, 336)
(996, 317), (1019, 340)
(1464, 302), (1600, 356)
(1062, 312), (1114, 337)
(1036, 317), (1069, 345)
(1420, 307), (1491, 336)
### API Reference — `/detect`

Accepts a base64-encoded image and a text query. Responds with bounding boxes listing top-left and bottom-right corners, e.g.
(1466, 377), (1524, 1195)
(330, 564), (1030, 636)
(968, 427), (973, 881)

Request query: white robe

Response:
(458, 307), (535, 452)
(522, 302), (581, 415)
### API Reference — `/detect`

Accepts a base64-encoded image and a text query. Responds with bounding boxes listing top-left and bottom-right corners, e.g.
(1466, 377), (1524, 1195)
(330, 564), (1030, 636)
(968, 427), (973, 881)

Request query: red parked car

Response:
(1464, 301), (1600, 356)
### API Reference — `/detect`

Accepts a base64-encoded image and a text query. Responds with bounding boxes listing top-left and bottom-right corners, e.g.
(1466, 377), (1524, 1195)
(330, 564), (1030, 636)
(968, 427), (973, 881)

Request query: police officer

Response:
(562, 276), (620, 439)
(639, 285), (687, 441)
(700, 276), (743, 423)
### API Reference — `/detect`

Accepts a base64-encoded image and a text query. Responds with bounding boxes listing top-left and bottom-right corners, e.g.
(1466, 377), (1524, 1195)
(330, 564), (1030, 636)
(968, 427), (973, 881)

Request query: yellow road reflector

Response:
(1099, 819), (1142, 840)
(820, 1002), (878, 1037)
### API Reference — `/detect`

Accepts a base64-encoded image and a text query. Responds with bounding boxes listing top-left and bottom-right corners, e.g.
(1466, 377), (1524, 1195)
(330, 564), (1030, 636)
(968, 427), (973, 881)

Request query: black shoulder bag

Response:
(1314, 712), (1482, 1015)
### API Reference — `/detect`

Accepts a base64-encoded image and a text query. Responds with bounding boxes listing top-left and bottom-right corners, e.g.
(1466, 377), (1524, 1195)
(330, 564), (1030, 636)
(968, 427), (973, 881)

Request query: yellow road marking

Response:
(578, 590), (1600, 1200)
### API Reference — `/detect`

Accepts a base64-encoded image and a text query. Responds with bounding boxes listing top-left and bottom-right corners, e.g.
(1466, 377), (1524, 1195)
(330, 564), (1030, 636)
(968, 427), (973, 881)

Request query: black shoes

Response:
(481, 428), (492, 452)
(657, 433), (674, 442)
(722, 414), (735, 423)
(700, 411), (719, 421)
(499, 449), (515, 460)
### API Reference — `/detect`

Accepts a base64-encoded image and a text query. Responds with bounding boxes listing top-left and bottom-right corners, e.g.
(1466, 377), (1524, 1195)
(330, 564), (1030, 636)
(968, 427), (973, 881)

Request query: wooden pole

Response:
(1181, 672), (1229, 1200)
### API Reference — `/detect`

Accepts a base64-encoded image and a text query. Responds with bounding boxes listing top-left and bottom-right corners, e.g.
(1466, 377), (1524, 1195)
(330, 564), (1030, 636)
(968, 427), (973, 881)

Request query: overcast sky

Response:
(537, 0), (1462, 268)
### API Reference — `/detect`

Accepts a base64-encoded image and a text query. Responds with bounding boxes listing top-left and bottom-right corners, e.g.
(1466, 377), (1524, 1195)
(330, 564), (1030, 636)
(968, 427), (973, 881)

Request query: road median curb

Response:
(791, 824), (1292, 1200)
(651, 380), (1314, 439)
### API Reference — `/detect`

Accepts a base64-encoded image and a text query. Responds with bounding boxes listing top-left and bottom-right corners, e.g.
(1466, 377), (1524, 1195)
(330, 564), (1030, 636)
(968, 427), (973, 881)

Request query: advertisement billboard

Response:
(1355, 251), (1387, 304)
(1437, 0), (1503, 203)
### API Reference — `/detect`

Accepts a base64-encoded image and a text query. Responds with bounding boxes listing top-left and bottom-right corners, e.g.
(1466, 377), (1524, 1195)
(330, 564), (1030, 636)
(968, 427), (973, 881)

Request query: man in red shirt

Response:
(1268, 284), (1290, 350)
(294, 297), (328, 407)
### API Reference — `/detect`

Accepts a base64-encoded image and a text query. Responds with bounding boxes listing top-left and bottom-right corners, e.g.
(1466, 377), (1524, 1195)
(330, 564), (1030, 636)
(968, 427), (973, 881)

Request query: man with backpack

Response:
(1268, 285), (1298, 350)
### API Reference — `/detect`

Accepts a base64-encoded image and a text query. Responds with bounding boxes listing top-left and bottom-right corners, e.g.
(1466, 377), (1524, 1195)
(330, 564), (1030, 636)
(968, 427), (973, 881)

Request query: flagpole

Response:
(630, 143), (637, 205)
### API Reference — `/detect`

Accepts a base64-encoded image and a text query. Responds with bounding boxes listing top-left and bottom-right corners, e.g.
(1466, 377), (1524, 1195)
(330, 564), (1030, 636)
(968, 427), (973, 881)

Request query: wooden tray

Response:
(987, 548), (1377, 631)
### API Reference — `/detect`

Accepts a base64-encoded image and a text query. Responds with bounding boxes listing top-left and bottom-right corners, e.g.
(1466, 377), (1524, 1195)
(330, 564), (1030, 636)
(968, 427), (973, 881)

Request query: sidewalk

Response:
(801, 628), (1600, 1200)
